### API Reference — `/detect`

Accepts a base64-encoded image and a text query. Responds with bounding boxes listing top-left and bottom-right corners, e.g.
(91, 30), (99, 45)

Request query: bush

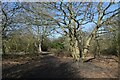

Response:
(48, 37), (71, 57)
(49, 41), (64, 50)
(3, 33), (37, 54)
(100, 48), (117, 56)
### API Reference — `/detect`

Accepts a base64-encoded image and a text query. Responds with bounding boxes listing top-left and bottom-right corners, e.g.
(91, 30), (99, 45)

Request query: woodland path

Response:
(2, 53), (118, 79)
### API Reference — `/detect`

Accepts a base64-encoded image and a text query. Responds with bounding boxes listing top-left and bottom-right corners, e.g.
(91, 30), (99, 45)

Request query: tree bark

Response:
(94, 37), (100, 58)
(38, 43), (42, 53)
(69, 35), (80, 61)
(2, 42), (5, 54)
(82, 27), (98, 61)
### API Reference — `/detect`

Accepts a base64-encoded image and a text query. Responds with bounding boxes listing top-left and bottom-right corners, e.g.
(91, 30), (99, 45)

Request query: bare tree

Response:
(82, 2), (120, 61)
(1, 2), (22, 54)
(21, 2), (56, 53)
(43, 2), (93, 61)
(44, 2), (119, 61)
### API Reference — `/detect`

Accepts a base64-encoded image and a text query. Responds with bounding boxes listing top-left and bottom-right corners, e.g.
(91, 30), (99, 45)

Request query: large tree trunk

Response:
(76, 36), (82, 58)
(82, 27), (98, 61)
(69, 35), (80, 61)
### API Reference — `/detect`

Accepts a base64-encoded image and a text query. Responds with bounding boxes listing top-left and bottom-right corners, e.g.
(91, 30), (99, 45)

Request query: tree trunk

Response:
(94, 38), (100, 58)
(2, 42), (5, 54)
(34, 40), (42, 53)
(69, 35), (80, 61)
(2, 32), (6, 54)
(38, 43), (42, 53)
(82, 27), (98, 61)
(76, 36), (82, 58)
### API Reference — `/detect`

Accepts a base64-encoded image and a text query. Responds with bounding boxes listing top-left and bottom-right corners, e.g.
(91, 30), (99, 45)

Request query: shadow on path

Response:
(3, 55), (80, 79)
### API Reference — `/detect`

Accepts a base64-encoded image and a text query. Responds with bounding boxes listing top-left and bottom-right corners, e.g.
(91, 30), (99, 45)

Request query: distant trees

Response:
(1, 3), (55, 54)
(21, 3), (55, 53)
(2, 2), (22, 54)
(4, 29), (36, 53)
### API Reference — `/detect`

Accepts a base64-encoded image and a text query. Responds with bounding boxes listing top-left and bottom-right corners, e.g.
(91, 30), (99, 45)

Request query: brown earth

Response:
(2, 53), (119, 79)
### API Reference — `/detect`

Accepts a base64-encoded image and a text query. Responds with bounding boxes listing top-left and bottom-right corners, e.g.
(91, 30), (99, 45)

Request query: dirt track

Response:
(2, 54), (118, 78)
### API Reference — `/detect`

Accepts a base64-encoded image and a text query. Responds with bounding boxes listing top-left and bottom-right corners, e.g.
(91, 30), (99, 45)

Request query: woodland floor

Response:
(2, 53), (119, 79)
